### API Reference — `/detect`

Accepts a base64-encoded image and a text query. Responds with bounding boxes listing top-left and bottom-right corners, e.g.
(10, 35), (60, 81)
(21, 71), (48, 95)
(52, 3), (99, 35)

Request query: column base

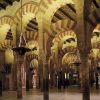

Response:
(0, 80), (2, 96)
(17, 92), (22, 99)
(26, 80), (29, 91)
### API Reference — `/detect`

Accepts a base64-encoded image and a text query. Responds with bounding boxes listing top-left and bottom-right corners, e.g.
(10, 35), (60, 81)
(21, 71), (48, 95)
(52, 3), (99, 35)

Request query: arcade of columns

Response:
(0, 0), (100, 100)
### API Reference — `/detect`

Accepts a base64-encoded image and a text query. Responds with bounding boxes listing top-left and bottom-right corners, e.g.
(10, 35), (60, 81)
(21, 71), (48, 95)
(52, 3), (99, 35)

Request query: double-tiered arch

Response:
(0, 15), (16, 49)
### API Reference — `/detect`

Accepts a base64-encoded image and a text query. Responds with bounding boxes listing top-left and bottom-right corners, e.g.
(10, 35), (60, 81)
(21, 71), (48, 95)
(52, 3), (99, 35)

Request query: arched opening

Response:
(62, 52), (81, 87)
(48, 30), (78, 89)
(25, 40), (39, 90)
(30, 59), (39, 88)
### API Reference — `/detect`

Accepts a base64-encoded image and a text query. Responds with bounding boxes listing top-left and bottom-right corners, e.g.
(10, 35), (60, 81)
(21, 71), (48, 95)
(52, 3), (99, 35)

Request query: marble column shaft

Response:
(80, 53), (90, 100)
(0, 72), (2, 96)
(74, 0), (92, 100)
(15, 54), (24, 99)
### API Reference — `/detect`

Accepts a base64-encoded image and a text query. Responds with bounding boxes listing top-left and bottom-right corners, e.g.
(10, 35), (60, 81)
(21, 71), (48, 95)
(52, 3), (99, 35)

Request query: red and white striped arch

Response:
(39, 0), (54, 13)
(50, 30), (77, 58)
(26, 40), (39, 49)
(53, 30), (76, 43)
(39, 0), (74, 37)
(62, 52), (79, 65)
(0, 15), (16, 26)
(0, 16), (16, 50)
(15, 2), (39, 23)
(25, 40), (39, 62)
(39, 0), (74, 14)
(45, 17), (76, 37)
(26, 54), (38, 62)
(0, 40), (13, 50)
(59, 46), (77, 58)
(92, 24), (100, 49)
(24, 31), (38, 42)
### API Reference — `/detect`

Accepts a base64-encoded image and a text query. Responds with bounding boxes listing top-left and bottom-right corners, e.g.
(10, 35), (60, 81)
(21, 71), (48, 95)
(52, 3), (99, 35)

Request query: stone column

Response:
(26, 69), (30, 91)
(6, 74), (13, 90)
(74, 0), (93, 100)
(37, 12), (44, 91)
(25, 56), (30, 91)
(0, 49), (5, 93)
(29, 71), (33, 89)
(42, 53), (49, 100)
(50, 68), (54, 88)
(0, 72), (2, 96)
(37, 12), (49, 100)
(38, 58), (43, 91)
(49, 57), (54, 88)
(36, 68), (39, 88)
(58, 56), (62, 89)
(80, 52), (90, 100)
(0, 50), (5, 96)
(90, 58), (95, 87)
(79, 64), (82, 91)
(15, 54), (24, 98)
(12, 60), (17, 91)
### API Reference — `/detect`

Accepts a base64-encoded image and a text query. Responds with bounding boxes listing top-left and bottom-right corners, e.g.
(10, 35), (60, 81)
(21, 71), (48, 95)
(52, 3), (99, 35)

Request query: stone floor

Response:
(0, 86), (100, 100)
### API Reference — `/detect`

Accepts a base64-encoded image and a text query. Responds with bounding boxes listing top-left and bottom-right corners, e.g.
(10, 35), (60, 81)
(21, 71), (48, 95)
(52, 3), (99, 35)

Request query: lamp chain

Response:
(18, 0), (27, 47)
(21, 0), (22, 32)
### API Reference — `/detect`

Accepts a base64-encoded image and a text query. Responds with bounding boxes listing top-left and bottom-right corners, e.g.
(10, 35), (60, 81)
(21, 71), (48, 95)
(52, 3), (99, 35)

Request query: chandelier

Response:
(12, 0), (30, 55)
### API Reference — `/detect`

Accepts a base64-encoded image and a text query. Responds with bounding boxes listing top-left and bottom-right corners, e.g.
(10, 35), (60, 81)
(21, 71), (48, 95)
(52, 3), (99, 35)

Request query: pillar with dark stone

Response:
(74, 0), (93, 100)
(80, 52), (90, 100)
(37, 12), (49, 100)
(25, 56), (30, 91)
(13, 47), (29, 98)
(26, 69), (30, 91)
(79, 64), (82, 90)
(38, 58), (43, 91)
(36, 68), (39, 88)
(90, 58), (95, 87)
(12, 59), (17, 91)
(16, 54), (23, 99)
(0, 72), (2, 96)
(0, 50), (5, 96)
(42, 53), (49, 100)
(49, 56), (54, 88)
(96, 69), (99, 90)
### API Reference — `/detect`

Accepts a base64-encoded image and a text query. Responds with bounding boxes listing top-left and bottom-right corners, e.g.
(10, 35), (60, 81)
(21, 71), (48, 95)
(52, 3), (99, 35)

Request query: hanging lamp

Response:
(12, 0), (30, 55)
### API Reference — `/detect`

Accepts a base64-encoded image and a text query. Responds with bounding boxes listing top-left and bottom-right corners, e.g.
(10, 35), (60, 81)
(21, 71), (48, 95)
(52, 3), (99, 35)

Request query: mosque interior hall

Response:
(0, 0), (100, 100)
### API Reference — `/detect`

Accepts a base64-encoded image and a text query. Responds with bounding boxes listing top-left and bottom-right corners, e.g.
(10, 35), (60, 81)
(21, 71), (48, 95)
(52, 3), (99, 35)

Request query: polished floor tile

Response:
(0, 87), (100, 100)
